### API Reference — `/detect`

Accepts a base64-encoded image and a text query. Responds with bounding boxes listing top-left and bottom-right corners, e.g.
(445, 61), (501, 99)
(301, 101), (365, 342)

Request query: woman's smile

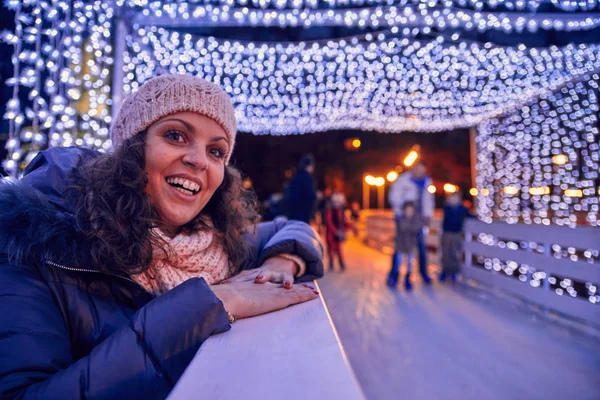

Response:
(165, 175), (203, 197)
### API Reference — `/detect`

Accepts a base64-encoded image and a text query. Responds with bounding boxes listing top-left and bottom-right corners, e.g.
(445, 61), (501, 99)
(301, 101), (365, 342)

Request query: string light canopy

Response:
(123, 26), (600, 136)
(126, 2), (600, 32)
(123, 0), (600, 13)
(2, 0), (600, 179)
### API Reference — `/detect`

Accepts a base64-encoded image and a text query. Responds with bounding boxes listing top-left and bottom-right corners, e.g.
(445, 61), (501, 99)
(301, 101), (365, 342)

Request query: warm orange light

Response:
(374, 177), (385, 187)
(529, 186), (550, 196)
(481, 188), (490, 196)
(565, 189), (583, 198)
(428, 185), (437, 194)
(552, 154), (568, 165)
(352, 139), (361, 149)
(365, 175), (376, 185)
(403, 150), (419, 167)
(443, 183), (458, 193)
(469, 188), (479, 196)
(504, 186), (519, 195)
(386, 171), (398, 182)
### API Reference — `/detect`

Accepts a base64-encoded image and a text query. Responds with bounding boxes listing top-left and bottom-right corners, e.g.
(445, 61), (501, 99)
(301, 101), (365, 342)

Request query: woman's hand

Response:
(211, 281), (319, 320)
(221, 256), (299, 289)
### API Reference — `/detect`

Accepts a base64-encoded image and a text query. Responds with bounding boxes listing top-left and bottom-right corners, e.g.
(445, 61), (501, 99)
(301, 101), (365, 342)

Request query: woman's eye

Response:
(210, 147), (225, 159)
(165, 130), (184, 142)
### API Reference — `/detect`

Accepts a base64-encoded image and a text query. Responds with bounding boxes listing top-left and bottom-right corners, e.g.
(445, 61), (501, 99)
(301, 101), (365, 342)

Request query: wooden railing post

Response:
(543, 243), (551, 291)
(465, 222), (472, 268)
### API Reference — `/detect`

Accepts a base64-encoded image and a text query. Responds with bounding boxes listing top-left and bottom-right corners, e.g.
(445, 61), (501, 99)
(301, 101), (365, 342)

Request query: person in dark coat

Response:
(285, 154), (317, 223)
(316, 187), (332, 236)
(440, 192), (474, 282)
(386, 202), (424, 290)
(0, 75), (324, 399)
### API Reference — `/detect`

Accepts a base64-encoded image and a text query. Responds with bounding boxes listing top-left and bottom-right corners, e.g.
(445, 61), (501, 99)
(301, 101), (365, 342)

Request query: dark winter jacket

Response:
(0, 147), (324, 399)
(442, 204), (474, 233)
(284, 169), (316, 223)
(394, 214), (424, 253)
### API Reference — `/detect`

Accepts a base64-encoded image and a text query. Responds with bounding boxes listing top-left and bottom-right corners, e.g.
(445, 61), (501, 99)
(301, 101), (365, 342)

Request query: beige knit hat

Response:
(110, 74), (237, 163)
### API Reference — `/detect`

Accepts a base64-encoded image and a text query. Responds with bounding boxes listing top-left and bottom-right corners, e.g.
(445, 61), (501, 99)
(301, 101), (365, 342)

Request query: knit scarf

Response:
(131, 228), (231, 295)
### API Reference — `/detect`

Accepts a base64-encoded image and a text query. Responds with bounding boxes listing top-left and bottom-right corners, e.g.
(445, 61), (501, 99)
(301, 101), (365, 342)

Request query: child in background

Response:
(386, 202), (424, 290)
(440, 192), (473, 282)
(325, 193), (348, 271)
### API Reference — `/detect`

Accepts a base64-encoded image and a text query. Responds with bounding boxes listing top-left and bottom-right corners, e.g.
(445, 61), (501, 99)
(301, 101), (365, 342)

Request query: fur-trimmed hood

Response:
(0, 147), (98, 267)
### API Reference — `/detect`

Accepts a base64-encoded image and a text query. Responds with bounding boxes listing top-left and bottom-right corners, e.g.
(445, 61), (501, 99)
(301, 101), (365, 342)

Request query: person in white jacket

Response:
(387, 161), (435, 286)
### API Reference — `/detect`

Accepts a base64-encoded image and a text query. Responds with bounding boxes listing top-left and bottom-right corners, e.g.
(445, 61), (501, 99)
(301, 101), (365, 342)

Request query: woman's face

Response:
(144, 112), (229, 230)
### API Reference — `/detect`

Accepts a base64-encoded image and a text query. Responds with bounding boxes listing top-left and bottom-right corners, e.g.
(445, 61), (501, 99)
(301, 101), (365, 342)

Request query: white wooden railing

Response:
(361, 210), (600, 326)
(168, 283), (365, 400)
(361, 209), (442, 258)
(463, 219), (600, 326)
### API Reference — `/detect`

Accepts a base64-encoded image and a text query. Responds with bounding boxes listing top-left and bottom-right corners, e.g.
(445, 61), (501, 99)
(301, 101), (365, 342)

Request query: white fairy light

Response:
(125, 0), (600, 13)
(476, 76), (600, 227)
(125, 2), (600, 32)
(121, 26), (600, 137)
(3, 0), (114, 175)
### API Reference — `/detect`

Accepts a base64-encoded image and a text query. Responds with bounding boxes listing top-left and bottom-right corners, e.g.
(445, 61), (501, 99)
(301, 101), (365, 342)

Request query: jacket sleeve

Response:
(388, 178), (404, 216)
(241, 218), (324, 281)
(0, 261), (230, 400)
(422, 177), (435, 219)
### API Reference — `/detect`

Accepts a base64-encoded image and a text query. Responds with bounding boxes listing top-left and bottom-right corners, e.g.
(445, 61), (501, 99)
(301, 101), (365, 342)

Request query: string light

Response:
(3, 0), (600, 182)
(127, 2), (600, 32)
(476, 75), (599, 227)
(123, 26), (600, 136)
(124, 0), (600, 12)
(2, 0), (114, 175)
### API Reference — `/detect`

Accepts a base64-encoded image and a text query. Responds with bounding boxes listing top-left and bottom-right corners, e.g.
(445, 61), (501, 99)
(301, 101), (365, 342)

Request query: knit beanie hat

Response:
(110, 74), (237, 164)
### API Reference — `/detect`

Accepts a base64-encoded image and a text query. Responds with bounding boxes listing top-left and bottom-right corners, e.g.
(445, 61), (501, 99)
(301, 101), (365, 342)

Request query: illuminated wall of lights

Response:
(123, 26), (600, 135)
(126, 1), (600, 32)
(475, 76), (600, 227)
(3, 0), (600, 177)
(3, 0), (115, 175)
(124, 0), (600, 12)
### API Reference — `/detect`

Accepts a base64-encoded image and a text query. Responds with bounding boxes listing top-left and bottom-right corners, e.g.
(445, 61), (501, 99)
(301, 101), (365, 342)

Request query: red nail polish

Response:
(222, 280), (230, 284)
(313, 291), (319, 295)
(256, 275), (263, 280)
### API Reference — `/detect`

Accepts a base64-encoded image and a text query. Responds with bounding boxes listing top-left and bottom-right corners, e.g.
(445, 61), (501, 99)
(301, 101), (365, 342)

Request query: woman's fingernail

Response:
(222, 280), (230, 284)
(313, 291), (319, 295)
(284, 281), (291, 286)
(256, 275), (263, 280)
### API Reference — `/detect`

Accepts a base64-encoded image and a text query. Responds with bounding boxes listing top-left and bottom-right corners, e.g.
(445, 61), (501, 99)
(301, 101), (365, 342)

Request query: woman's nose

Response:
(182, 147), (208, 171)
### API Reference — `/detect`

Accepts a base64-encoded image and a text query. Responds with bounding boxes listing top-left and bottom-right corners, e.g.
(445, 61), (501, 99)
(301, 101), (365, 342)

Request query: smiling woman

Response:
(0, 75), (324, 399)
(144, 114), (229, 232)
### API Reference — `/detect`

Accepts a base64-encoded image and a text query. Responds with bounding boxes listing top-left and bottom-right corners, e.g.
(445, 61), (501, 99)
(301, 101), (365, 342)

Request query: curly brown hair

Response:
(72, 130), (260, 277)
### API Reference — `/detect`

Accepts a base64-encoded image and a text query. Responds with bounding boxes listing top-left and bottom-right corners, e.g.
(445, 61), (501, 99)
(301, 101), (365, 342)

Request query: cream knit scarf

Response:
(131, 228), (231, 295)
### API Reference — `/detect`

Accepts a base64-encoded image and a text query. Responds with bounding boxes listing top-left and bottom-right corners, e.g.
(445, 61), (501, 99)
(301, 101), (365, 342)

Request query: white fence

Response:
(361, 211), (600, 326)
(360, 209), (442, 258)
(464, 219), (600, 326)
(168, 285), (365, 400)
